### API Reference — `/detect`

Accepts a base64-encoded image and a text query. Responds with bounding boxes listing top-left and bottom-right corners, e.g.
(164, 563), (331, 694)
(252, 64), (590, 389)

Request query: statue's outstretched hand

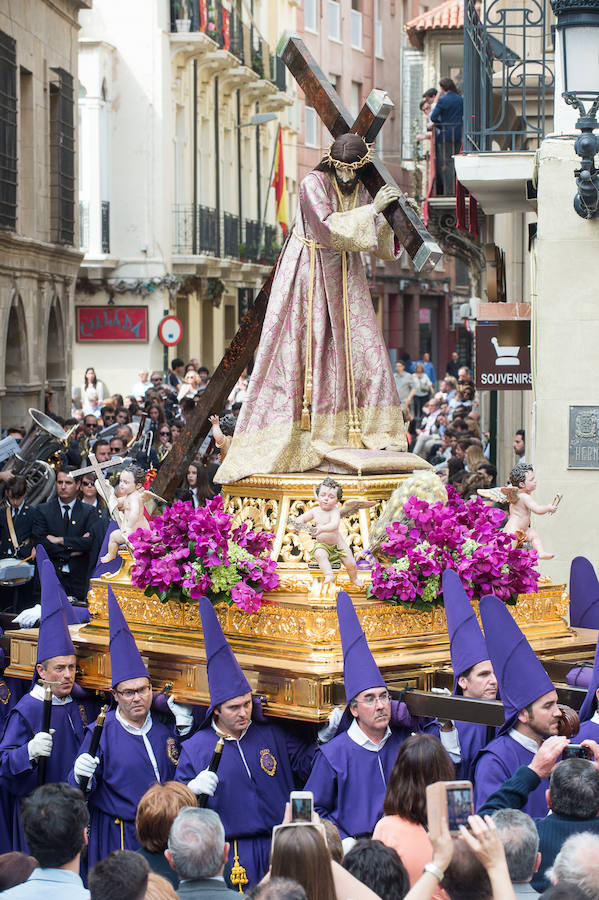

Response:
(373, 185), (401, 214)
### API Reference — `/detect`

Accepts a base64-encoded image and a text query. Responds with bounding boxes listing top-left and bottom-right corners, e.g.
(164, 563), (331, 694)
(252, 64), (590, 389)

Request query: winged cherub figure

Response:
(288, 477), (375, 585)
(500, 463), (558, 560)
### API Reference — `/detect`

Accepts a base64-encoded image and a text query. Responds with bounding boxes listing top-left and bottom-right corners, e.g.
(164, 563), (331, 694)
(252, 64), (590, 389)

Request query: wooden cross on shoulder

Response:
(153, 35), (442, 499)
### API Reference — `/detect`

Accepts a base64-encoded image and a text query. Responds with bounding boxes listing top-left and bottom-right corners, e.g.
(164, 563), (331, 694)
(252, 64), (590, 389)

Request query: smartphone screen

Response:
(291, 795), (313, 822)
(562, 744), (592, 760)
(446, 786), (473, 832)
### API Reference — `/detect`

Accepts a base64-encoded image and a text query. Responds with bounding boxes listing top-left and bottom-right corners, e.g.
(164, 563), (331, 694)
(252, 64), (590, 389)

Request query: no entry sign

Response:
(158, 315), (183, 346)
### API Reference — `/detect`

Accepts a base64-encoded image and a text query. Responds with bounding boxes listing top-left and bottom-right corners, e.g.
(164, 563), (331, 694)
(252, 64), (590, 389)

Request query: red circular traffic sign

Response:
(158, 315), (183, 346)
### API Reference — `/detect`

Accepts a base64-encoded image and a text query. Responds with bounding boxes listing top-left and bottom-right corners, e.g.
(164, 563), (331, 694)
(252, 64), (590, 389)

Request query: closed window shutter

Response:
(401, 49), (423, 162)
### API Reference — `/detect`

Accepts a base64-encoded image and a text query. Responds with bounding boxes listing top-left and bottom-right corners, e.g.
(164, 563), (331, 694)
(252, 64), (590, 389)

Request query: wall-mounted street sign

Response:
(475, 322), (531, 391)
(568, 406), (599, 469)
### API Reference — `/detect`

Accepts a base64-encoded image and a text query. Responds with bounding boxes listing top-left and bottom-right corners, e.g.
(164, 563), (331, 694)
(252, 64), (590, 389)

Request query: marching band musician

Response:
(0, 476), (36, 613)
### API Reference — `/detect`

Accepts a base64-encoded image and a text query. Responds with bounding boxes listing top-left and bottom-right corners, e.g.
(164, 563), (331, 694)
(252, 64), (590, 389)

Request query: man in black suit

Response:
(166, 808), (239, 899)
(33, 466), (98, 602)
(0, 475), (36, 612)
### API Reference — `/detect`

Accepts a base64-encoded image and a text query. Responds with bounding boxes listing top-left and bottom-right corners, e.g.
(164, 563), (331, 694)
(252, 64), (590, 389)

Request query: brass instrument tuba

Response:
(3, 409), (70, 506)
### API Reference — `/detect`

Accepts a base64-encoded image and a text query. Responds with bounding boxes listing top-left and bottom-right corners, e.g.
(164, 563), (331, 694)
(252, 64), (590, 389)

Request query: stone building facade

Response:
(0, 0), (90, 426)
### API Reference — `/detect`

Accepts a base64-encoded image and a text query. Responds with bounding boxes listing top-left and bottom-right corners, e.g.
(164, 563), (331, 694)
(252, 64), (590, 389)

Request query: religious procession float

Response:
(5, 34), (597, 722)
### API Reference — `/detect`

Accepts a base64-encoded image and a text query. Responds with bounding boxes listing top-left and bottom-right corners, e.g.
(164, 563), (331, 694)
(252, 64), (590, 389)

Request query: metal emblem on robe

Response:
(78, 704), (88, 726)
(0, 679), (10, 705)
(167, 737), (180, 765)
(260, 748), (277, 776)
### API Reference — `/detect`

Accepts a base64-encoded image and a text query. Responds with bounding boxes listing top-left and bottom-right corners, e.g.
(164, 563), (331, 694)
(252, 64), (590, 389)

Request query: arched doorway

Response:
(2, 296), (29, 428)
(46, 296), (67, 416)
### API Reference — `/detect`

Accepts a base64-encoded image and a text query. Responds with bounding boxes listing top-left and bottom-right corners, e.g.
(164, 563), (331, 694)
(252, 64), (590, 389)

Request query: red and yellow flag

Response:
(272, 129), (288, 237)
(198, 0), (207, 32)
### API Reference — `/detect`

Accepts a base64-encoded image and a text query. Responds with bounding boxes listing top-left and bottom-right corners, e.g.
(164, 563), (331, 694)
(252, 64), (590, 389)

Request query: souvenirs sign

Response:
(77, 306), (148, 342)
(475, 322), (531, 391)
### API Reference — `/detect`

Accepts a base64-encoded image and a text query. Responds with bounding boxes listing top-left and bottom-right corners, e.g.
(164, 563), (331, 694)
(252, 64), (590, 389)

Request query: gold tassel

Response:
(301, 404), (311, 431)
(348, 427), (363, 448)
(230, 840), (248, 893)
(305, 374), (312, 405)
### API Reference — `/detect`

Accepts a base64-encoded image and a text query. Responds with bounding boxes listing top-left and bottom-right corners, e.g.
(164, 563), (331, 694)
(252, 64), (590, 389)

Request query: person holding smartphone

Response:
(305, 593), (425, 845)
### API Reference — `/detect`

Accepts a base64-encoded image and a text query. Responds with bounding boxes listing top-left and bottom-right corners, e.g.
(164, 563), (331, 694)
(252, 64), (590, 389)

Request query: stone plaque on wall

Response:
(569, 406), (599, 469)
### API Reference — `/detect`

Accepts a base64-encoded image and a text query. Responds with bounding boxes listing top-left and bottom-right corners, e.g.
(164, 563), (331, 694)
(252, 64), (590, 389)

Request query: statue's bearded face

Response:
(334, 167), (358, 195)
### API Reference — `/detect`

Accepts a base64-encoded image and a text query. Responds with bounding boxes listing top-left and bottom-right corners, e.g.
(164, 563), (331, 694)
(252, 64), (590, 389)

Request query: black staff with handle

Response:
(36, 684), (53, 787)
(79, 705), (108, 794)
(198, 736), (225, 808)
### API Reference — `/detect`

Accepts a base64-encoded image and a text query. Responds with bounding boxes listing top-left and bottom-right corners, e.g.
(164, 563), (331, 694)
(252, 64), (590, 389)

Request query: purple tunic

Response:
(575, 719), (599, 743)
(473, 733), (549, 818)
(175, 720), (315, 886)
(69, 710), (178, 868)
(0, 690), (89, 852)
(425, 719), (493, 782)
(304, 728), (410, 839)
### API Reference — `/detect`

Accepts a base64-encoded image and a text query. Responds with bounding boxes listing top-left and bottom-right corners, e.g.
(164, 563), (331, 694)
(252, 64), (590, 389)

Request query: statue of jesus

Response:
(216, 133), (408, 484)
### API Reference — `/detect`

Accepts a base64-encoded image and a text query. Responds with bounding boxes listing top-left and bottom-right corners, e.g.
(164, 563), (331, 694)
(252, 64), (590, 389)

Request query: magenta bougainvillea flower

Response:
(368, 487), (540, 610)
(129, 496), (278, 612)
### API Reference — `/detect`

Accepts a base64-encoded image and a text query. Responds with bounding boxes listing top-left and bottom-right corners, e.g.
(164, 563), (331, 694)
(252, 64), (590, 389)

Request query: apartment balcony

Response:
(458, 0), (553, 214)
(169, 1), (289, 106)
(79, 199), (116, 272)
(172, 205), (281, 279)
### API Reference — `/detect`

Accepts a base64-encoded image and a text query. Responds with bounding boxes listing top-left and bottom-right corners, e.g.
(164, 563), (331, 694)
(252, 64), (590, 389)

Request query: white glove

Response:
(28, 731), (53, 761)
(167, 695), (194, 732)
(15, 605), (41, 629)
(187, 769), (219, 797)
(73, 753), (99, 786)
(318, 706), (344, 743)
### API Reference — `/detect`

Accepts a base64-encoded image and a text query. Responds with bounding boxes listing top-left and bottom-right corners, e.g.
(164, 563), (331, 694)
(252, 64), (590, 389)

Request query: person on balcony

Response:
(430, 78), (463, 196)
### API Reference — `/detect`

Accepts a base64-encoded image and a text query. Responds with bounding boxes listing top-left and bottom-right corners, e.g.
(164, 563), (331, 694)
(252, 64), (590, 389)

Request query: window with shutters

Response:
(305, 105), (317, 147)
(304, 0), (318, 33)
(50, 67), (75, 245)
(401, 49), (423, 162)
(0, 30), (17, 231)
(328, 1), (341, 41)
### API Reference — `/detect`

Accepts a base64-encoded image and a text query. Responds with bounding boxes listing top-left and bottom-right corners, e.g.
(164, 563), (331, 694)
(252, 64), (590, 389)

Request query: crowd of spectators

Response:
(5, 744), (599, 900)
(396, 351), (500, 500)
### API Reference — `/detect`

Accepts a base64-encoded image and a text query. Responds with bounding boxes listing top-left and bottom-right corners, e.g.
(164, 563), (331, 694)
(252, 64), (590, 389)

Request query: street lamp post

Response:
(551, 0), (599, 218)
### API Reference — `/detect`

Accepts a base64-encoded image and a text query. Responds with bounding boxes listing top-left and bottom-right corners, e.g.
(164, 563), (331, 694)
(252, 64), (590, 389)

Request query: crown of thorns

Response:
(325, 140), (372, 172)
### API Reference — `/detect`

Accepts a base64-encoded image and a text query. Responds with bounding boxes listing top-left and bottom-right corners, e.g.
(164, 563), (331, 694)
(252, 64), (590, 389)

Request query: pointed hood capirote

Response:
(442, 569), (490, 694)
(337, 590), (386, 703)
(569, 556), (599, 630)
(199, 596), (252, 710)
(107, 584), (150, 688)
(579, 636), (599, 722)
(36, 545), (90, 625)
(37, 559), (76, 664)
(480, 593), (555, 733)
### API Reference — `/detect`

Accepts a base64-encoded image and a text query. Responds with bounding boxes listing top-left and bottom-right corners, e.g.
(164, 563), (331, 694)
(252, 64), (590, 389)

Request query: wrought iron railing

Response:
(172, 204), (219, 255)
(169, 1), (285, 91)
(243, 218), (261, 261)
(173, 206), (281, 263)
(223, 212), (239, 257)
(101, 200), (110, 253)
(463, 0), (553, 152)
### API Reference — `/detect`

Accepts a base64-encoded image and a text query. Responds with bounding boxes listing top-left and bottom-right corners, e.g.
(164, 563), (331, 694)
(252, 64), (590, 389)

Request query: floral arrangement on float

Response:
(367, 484), (540, 612)
(129, 496), (279, 613)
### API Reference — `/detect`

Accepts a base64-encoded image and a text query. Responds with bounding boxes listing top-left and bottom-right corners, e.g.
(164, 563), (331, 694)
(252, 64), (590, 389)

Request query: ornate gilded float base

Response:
(5, 472), (588, 722)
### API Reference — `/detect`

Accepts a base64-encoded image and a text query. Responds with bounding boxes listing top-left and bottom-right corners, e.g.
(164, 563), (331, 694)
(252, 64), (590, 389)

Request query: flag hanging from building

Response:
(221, 8), (230, 50)
(273, 128), (288, 237)
(198, 0), (207, 32)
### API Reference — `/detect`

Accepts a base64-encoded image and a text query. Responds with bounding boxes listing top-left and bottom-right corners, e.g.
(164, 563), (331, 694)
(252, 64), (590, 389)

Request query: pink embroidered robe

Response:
(216, 170), (407, 483)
